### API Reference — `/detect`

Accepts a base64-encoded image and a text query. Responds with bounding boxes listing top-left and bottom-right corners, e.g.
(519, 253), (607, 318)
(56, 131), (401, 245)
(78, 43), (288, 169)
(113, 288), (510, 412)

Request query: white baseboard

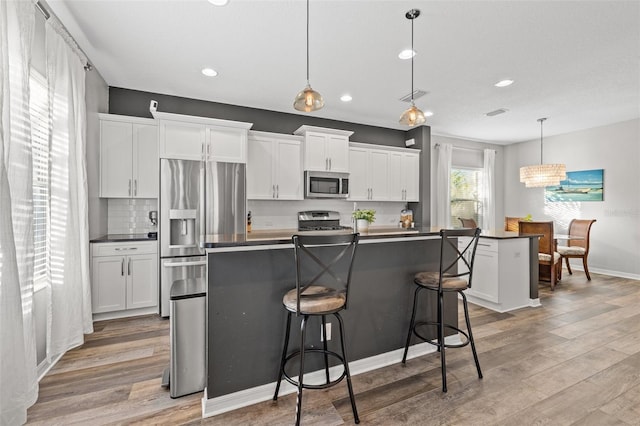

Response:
(37, 353), (64, 382)
(92, 306), (158, 322)
(202, 337), (460, 419)
(562, 264), (640, 281)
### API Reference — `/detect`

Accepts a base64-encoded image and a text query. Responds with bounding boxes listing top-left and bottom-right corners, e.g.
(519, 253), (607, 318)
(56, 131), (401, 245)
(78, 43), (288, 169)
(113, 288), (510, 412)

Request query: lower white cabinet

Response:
(91, 241), (158, 314)
(460, 237), (530, 313)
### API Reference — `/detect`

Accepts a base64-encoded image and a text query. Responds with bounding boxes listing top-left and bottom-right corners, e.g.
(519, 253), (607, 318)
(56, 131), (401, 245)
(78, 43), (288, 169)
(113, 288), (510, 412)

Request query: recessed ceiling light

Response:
(494, 79), (514, 87)
(398, 49), (416, 60)
(424, 111), (434, 117)
(202, 68), (218, 77)
(340, 94), (353, 102)
(207, 0), (229, 5)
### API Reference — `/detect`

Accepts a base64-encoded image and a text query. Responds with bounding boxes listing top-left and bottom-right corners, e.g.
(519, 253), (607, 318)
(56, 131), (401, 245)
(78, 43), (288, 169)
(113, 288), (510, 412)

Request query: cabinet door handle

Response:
(128, 179), (132, 196)
(325, 158), (328, 170)
(272, 184), (276, 198)
(329, 158), (332, 170)
(276, 184), (279, 198)
(134, 179), (138, 196)
(121, 258), (124, 276)
(128, 257), (131, 276)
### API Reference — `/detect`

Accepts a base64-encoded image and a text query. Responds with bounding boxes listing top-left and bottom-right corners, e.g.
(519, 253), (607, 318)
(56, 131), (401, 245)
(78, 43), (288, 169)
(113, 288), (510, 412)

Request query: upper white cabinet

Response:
(388, 150), (420, 202)
(99, 114), (158, 198)
(159, 120), (206, 161)
(349, 142), (420, 202)
(247, 131), (303, 200)
(153, 111), (252, 162)
(348, 145), (390, 201)
(294, 125), (353, 172)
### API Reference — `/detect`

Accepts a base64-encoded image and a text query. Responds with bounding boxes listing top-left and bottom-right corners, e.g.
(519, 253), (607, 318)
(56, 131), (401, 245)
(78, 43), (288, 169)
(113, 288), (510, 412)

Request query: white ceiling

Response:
(47, 0), (640, 144)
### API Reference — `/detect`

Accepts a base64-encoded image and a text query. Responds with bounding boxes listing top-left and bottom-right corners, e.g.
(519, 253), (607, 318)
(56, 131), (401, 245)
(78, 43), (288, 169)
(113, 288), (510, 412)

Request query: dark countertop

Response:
(200, 227), (540, 249)
(90, 233), (157, 243)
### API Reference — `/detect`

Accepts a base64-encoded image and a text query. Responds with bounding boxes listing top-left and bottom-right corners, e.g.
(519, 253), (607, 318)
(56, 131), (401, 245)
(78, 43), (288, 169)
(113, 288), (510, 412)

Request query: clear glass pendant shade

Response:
(519, 164), (567, 188)
(399, 102), (426, 126)
(293, 84), (324, 112)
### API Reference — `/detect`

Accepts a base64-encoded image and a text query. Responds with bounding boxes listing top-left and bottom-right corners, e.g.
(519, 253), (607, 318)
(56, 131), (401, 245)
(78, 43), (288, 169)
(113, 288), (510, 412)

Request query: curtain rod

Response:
(434, 143), (496, 153)
(34, 0), (93, 71)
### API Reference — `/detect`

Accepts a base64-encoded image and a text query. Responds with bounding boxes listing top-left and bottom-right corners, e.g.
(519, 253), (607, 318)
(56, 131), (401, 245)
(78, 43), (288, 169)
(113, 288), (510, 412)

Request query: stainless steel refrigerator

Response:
(159, 159), (246, 317)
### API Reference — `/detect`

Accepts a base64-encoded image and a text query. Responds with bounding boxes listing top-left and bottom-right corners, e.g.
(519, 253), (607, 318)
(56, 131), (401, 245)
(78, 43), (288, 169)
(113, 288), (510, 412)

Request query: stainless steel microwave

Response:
(305, 171), (349, 198)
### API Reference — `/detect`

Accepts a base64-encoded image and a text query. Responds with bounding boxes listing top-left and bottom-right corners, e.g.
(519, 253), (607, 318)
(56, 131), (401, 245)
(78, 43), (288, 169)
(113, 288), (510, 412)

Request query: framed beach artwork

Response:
(545, 169), (604, 202)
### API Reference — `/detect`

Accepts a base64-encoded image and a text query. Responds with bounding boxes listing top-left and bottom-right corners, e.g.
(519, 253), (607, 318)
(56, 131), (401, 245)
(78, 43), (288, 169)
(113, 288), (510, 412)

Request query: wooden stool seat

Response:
(414, 272), (469, 290)
(283, 286), (346, 314)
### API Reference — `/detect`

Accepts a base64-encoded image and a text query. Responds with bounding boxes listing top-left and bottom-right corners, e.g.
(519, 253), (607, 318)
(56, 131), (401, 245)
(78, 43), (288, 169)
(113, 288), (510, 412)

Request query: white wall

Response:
(430, 135), (506, 229)
(85, 68), (109, 239)
(504, 118), (640, 278)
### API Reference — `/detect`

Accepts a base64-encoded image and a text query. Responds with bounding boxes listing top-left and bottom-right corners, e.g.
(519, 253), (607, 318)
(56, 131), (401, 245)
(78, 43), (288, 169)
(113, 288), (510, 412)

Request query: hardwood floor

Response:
(26, 271), (640, 425)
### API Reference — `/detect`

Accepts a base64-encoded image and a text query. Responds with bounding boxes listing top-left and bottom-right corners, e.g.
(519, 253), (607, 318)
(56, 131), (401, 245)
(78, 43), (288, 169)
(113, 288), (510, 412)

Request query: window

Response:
(29, 71), (49, 290)
(450, 167), (483, 228)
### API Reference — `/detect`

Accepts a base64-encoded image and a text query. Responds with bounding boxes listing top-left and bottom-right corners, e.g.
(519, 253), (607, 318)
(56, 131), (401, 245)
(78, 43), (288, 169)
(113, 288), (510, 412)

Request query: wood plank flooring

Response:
(26, 271), (640, 425)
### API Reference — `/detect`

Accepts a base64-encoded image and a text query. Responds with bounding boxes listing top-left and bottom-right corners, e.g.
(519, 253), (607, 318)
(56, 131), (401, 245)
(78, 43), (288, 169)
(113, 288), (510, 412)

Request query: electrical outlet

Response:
(321, 323), (332, 341)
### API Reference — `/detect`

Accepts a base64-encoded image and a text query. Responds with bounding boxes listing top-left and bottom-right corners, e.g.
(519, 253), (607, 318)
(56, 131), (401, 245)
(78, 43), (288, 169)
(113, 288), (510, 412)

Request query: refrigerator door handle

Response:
(163, 260), (207, 267)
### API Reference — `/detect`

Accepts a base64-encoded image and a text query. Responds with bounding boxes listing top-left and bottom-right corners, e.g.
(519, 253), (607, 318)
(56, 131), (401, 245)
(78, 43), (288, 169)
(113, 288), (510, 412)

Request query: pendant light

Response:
(399, 9), (426, 126)
(519, 118), (566, 188)
(293, 0), (324, 112)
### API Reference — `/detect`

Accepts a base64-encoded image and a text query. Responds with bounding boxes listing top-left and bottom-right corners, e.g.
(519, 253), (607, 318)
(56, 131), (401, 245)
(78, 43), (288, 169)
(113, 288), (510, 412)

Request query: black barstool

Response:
(401, 228), (482, 392)
(273, 233), (360, 425)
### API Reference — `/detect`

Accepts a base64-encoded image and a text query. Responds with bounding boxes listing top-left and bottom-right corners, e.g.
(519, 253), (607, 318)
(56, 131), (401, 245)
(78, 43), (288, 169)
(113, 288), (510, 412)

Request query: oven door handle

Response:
(163, 260), (207, 267)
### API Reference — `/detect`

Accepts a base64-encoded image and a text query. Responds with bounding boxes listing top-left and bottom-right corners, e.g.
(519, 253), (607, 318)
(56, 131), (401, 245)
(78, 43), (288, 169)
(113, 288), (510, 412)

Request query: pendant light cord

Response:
(306, 0), (310, 85)
(539, 117), (546, 164)
(410, 13), (414, 103)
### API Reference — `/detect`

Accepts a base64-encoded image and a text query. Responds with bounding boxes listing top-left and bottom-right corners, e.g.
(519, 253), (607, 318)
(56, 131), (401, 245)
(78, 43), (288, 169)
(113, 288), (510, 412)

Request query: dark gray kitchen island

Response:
(199, 228), (461, 417)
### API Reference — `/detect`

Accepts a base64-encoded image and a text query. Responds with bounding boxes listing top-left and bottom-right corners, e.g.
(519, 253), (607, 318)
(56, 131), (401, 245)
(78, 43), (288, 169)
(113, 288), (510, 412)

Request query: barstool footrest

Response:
(412, 320), (471, 348)
(282, 348), (347, 390)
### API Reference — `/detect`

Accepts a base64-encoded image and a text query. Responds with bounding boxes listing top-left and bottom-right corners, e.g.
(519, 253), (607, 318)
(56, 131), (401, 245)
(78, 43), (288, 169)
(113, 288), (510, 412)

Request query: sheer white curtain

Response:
(45, 20), (93, 358)
(482, 149), (496, 230)
(0, 1), (39, 424)
(434, 143), (452, 228)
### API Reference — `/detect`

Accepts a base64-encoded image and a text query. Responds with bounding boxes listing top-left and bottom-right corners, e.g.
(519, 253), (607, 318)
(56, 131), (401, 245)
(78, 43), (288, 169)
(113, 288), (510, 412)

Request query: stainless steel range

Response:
(298, 210), (352, 232)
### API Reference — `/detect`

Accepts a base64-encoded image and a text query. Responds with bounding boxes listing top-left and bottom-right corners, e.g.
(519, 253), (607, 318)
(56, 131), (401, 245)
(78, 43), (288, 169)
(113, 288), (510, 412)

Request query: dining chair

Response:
(458, 217), (478, 228)
(557, 219), (597, 280)
(504, 216), (524, 232)
(519, 221), (561, 290)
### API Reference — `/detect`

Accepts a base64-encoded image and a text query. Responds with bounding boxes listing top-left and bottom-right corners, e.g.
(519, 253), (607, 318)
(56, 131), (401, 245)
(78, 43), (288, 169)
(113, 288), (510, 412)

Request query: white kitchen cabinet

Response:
(159, 119), (206, 161)
(388, 151), (420, 202)
(99, 114), (158, 198)
(247, 132), (303, 200)
(459, 237), (530, 313)
(348, 145), (389, 201)
(156, 113), (252, 162)
(91, 241), (158, 315)
(294, 125), (353, 172)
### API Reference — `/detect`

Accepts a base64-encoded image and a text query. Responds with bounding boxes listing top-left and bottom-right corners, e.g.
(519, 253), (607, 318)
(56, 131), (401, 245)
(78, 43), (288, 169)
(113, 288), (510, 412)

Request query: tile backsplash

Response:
(247, 199), (409, 230)
(108, 199), (158, 234)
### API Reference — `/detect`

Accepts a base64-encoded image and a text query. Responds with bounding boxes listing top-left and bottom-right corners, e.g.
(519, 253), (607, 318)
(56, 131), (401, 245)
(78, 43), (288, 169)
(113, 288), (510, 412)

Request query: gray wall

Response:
(109, 87), (409, 148)
(503, 118), (640, 278)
